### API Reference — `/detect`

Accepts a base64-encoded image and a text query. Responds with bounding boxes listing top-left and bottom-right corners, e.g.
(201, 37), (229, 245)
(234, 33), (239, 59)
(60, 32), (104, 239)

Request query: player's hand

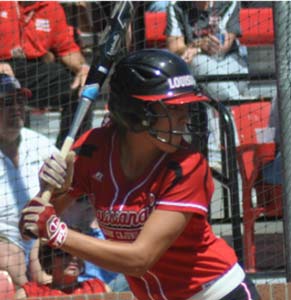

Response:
(71, 63), (90, 90)
(39, 151), (75, 197)
(19, 197), (68, 248)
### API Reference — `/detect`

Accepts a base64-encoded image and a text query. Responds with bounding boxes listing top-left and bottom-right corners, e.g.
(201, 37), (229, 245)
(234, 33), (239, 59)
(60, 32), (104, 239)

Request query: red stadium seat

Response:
(239, 8), (274, 46)
(144, 8), (274, 47)
(232, 101), (282, 273)
(144, 12), (167, 48)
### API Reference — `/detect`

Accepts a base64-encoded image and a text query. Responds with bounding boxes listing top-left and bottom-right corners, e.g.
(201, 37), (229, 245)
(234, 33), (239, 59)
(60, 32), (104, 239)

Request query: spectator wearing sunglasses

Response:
(0, 74), (57, 290)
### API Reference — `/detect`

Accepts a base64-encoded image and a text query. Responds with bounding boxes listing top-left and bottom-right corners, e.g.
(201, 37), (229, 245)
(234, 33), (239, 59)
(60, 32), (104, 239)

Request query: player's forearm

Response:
(62, 229), (152, 277)
(60, 51), (87, 74)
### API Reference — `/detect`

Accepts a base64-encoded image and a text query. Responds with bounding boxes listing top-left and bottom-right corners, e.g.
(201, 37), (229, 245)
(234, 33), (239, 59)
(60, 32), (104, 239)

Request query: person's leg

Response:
(0, 239), (28, 289)
(191, 53), (249, 101)
(12, 59), (92, 148)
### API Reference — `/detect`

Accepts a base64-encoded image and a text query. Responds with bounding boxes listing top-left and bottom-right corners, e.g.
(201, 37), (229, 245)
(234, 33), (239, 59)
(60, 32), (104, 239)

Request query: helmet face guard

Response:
(108, 49), (209, 150)
(137, 100), (208, 150)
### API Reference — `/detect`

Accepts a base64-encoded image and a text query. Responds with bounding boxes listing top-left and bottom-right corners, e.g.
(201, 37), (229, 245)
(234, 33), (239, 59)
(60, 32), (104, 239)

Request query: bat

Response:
(41, 1), (134, 203)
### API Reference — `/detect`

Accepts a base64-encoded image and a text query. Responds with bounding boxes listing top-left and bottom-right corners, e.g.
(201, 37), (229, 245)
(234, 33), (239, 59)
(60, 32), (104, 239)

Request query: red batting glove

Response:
(19, 197), (68, 248)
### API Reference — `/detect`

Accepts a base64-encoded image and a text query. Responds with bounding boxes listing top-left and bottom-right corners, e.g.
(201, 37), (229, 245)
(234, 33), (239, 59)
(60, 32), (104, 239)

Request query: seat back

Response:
(144, 12), (167, 48)
(231, 101), (272, 181)
(231, 101), (272, 145)
(231, 101), (281, 215)
(239, 8), (274, 46)
(144, 8), (274, 48)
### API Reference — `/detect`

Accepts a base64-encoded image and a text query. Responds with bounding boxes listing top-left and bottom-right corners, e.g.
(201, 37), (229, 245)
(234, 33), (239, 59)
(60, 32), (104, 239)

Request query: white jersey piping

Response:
(156, 200), (208, 212)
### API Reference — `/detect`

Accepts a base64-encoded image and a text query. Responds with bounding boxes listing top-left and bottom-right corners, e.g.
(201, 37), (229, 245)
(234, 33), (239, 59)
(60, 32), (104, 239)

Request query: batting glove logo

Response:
(47, 215), (68, 248)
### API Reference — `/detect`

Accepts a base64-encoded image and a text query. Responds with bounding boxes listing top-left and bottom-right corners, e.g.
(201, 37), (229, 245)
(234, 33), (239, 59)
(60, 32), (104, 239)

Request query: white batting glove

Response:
(39, 151), (75, 197)
(19, 197), (68, 248)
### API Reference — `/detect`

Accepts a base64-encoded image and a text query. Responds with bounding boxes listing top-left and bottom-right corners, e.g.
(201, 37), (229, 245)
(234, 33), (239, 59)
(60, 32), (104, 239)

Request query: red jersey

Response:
(0, 1), (80, 59)
(22, 279), (106, 297)
(70, 126), (238, 300)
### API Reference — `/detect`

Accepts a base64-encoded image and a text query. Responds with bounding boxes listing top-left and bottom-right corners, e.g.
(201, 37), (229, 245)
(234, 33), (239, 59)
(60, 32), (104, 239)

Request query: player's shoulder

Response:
(72, 126), (113, 157)
(168, 149), (209, 176)
(75, 126), (113, 144)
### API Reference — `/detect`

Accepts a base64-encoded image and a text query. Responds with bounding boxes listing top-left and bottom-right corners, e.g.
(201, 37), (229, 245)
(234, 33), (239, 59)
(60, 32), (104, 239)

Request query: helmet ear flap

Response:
(109, 92), (155, 132)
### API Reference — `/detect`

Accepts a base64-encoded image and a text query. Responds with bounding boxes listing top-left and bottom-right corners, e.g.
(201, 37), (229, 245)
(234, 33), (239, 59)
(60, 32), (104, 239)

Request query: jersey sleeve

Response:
(155, 153), (214, 217)
(49, 3), (80, 56)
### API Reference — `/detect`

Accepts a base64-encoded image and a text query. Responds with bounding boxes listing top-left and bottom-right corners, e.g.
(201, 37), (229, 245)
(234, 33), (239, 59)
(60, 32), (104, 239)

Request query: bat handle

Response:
(40, 136), (75, 204)
(23, 136), (75, 239)
(40, 97), (91, 204)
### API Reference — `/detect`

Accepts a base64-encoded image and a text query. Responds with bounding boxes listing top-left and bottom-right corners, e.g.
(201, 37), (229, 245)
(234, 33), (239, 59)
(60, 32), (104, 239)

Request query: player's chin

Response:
(159, 137), (183, 153)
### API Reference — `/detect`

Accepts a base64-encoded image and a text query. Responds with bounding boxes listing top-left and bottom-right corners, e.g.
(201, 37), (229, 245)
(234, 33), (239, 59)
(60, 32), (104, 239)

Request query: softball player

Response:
(20, 49), (260, 300)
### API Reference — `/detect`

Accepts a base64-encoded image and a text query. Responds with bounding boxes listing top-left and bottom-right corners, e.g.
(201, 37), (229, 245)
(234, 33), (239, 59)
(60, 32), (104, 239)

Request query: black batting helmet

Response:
(108, 49), (208, 147)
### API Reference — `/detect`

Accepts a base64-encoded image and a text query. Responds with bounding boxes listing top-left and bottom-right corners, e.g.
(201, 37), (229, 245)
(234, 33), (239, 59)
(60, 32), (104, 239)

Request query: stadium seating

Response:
(239, 7), (274, 46)
(232, 101), (282, 273)
(144, 7), (274, 47)
(144, 11), (167, 48)
(144, 7), (276, 92)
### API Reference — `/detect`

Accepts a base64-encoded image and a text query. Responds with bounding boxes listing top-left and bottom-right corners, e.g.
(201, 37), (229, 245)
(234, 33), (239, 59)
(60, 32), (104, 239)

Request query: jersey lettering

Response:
(96, 201), (155, 229)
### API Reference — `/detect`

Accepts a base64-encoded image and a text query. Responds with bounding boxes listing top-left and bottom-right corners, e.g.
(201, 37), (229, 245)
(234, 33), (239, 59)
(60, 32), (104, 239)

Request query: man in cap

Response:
(0, 73), (56, 290)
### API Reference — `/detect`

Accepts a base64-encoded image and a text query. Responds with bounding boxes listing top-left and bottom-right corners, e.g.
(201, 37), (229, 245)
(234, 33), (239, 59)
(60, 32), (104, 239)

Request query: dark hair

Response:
(38, 245), (71, 275)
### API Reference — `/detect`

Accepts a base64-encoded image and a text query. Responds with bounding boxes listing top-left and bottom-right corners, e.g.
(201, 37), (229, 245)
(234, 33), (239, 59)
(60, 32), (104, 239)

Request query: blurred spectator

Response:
(146, 1), (169, 12)
(74, 2), (93, 34)
(0, 73), (56, 289)
(15, 245), (109, 299)
(166, 1), (248, 101)
(61, 1), (94, 56)
(262, 95), (282, 185)
(0, 1), (91, 148)
(61, 197), (130, 292)
(166, 1), (248, 169)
